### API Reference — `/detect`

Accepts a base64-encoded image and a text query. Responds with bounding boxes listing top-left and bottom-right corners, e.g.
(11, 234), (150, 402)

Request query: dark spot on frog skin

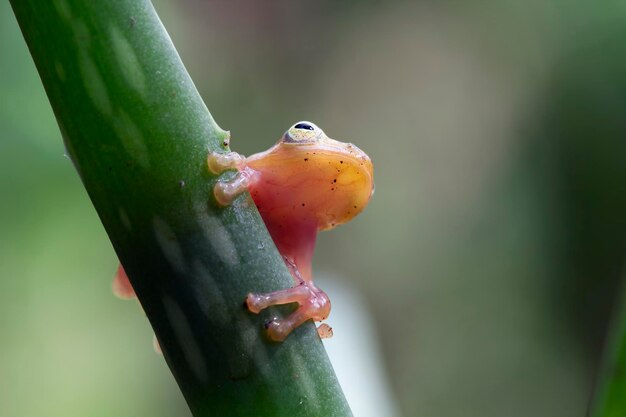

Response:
(340, 161), (344, 164)
(129, 16), (136, 28)
(302, 203), (306, 207)
(304, 158), (308, 162)
(179, 180), (185, 188)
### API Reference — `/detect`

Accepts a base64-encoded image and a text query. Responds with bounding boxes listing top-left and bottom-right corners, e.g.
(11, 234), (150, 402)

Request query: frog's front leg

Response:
(208, 151), (257, 205)
(246, 280), (331, 342)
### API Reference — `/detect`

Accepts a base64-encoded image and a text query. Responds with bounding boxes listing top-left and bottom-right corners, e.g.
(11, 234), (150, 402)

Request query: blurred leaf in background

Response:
(3, 1), (626, 416)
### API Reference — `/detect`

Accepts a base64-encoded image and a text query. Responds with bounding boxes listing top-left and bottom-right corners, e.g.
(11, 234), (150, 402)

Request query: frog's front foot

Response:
(208, 151), (257, 206)
(246, 282), (331, 341)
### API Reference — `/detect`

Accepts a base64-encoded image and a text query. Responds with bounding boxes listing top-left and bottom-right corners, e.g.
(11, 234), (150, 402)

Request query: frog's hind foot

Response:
(316, 323), (334, 339)
(246, 282), (331, 342)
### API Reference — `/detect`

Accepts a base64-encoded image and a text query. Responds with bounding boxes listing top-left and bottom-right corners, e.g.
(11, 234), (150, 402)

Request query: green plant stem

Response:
(592, 274), (626, 417)
(9, 1), (351, 416)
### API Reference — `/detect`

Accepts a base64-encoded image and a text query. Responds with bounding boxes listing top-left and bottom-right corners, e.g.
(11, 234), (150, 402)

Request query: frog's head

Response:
(247, 121), (374, 230)
(279, 121), (375, 230)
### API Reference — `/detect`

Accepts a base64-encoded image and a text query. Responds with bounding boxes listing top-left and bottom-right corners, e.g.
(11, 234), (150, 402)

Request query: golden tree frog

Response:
(114, 121), (374, 342)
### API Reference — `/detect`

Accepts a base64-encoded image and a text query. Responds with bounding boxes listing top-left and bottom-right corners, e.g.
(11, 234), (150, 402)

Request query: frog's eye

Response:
(283, 121), (322, 143)
(294, 123), (314, 131)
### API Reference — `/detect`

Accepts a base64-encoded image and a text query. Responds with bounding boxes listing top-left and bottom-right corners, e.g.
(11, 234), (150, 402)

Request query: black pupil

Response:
(294, 123), (314, 131)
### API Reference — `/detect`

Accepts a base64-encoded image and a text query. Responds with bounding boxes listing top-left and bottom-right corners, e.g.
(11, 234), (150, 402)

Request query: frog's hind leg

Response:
(112, 265), (165, 355)
(246, 281), (331, 341)
(112, 264), (136, 299)
(208, 151), (257, 206)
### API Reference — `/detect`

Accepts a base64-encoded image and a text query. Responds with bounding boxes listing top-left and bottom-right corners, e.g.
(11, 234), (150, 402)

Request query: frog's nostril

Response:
(294, 123), (314, 131)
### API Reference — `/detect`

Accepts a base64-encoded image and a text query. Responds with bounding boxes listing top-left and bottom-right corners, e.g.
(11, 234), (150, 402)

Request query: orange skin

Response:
(114, 122), (374, 342)
(244, 128), (373, 282)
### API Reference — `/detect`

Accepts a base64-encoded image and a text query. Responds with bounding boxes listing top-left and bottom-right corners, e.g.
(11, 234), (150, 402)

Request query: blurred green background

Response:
(3, 1), (626, 416)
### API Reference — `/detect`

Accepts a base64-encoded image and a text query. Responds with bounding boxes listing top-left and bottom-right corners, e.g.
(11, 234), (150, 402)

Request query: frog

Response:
(113, 121), (374, 342)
